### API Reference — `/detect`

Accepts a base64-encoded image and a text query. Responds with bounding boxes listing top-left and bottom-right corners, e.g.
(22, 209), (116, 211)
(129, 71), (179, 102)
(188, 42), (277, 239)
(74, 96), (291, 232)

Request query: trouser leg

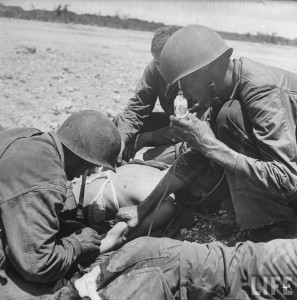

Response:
(50, 237), (182, 300)
(141, 112), (179, 163)
(181, 239), (297, 299)
(140, 112), (170, 132)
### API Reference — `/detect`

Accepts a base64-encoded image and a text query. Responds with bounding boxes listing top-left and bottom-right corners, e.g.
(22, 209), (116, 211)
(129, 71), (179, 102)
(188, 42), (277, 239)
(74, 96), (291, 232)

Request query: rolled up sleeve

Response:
(2, 188), (81, 283)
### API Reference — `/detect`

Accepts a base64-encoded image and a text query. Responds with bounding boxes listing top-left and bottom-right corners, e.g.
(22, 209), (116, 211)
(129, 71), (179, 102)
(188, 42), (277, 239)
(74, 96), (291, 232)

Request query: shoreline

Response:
(1, 3), (297, 47)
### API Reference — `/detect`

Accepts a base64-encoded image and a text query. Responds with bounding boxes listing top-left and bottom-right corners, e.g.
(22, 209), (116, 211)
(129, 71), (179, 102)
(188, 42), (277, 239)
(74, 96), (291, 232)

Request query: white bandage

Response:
(74, 265), (102, 300)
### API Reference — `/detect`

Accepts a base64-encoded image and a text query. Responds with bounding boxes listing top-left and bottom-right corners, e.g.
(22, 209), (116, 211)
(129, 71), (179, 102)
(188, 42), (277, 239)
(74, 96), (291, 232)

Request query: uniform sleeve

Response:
(235, 85), (297, 198)
(116, 61), (158, 143)
(1, 188), (82, 283)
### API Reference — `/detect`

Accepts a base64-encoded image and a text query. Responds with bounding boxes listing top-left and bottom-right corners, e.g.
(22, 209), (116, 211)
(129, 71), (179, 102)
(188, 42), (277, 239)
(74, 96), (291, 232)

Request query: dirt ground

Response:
(1, 18), (297, 245)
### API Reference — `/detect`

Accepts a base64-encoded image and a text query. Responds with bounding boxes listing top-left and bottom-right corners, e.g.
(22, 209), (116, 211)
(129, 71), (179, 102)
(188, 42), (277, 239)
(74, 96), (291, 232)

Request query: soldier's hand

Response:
(170, 113), (216, 153)
(133, 132), (154, 155)
(71, 227), (101, 258)
(116, 140), (126, 165)
(123, 142), (135, 162)
(116, 206), (141, 241)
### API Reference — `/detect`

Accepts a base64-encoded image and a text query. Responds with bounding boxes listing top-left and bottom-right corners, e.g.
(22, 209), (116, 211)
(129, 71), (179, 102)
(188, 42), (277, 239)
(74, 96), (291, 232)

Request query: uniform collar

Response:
(48, 131), (65, 169)
(229, 58), (242, 101)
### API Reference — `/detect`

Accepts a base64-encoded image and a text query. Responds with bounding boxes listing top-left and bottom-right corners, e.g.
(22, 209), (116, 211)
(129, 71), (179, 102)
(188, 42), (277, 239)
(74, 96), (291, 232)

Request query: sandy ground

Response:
(1, 18), (297, 244)
(1, 18), (297, 131)
(0, 18), (154, 130)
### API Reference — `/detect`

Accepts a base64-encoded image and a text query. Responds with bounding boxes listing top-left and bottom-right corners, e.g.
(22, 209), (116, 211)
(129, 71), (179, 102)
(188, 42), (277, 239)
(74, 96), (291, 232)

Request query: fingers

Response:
(131, 134), (143, 159)
(117, 140), (125, 164)
(113, 222), (128, 236)
(159, 162), (169, 170)
(121, 225), (130, 242)
(115, 210), (127, 222)
(76, 227), (102, 242)
(130, 142), (137, 160)
(170, 122), (190, 138)
(123, 143), (134, 162)
(117, 152), (123, 164)
(91, 232), (102, 246)
(188, 112), (198, 120)
(171, 113), (198, 127)
(133, 134), (140, 152)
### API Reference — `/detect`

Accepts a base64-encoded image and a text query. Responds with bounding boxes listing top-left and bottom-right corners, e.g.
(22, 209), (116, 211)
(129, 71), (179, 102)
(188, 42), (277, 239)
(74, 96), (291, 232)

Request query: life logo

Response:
(249, 275), (293, 297)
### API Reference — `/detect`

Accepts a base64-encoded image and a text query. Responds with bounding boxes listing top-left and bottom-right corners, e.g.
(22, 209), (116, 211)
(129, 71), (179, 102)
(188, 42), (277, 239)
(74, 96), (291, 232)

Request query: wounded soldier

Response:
(62, 161), (189, 240)
(51, 235), (297, 300)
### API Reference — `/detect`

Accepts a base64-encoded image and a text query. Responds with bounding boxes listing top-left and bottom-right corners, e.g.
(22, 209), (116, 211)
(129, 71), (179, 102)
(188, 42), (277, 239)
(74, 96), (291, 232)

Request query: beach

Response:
(1, 0), (297, 39)
(1, 17), (297, 243)
(1, 17), (297, 133)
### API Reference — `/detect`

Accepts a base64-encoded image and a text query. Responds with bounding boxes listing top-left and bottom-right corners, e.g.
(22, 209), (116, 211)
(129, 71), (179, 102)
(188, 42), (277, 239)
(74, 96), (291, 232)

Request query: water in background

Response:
(1, 0), (297, 39)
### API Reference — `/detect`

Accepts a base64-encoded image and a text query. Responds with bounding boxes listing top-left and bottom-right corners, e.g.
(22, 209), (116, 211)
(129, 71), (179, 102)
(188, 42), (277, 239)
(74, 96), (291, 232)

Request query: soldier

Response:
(0, 110), (121, 299)
(51, 236), (297, 300)
(118, 25), (297, 241)
(114, 26), (182, 165)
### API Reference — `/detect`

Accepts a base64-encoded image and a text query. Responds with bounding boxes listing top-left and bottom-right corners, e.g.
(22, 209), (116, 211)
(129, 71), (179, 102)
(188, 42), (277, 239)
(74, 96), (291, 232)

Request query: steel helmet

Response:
(57, 110), (121, 171)
(159, 25), (233, 85)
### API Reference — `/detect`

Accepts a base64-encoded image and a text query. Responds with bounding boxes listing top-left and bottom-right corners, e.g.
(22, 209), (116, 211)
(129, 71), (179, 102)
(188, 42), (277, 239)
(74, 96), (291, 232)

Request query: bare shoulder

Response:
(114, 164), (164, 180)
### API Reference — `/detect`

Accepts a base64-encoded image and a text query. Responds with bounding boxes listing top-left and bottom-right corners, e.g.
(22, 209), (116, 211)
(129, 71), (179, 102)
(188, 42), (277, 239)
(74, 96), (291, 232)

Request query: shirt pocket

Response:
(99, 267), (175, 300)
(107, 237), (169, 273)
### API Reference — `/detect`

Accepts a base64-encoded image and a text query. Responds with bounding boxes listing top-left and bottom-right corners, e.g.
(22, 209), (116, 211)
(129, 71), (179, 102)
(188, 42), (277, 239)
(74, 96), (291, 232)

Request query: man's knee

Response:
(141, 112), (169, 133)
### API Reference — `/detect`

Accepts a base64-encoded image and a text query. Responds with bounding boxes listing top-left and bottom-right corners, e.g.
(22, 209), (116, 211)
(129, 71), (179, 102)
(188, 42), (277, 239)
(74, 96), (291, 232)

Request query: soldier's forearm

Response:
(199, 137), (238, 172)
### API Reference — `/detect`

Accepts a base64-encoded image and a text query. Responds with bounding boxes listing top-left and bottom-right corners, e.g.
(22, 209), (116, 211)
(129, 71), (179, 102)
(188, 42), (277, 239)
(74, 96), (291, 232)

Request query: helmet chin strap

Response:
(76, 168), (89, 219)
(206, 65), (221, 108)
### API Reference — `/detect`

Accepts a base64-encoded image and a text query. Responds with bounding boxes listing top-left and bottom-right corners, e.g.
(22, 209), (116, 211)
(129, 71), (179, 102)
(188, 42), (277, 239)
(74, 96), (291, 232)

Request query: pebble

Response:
(106, 110), (115, 118)
(53, 99), (73, 115)
(180, 228), (188, 236)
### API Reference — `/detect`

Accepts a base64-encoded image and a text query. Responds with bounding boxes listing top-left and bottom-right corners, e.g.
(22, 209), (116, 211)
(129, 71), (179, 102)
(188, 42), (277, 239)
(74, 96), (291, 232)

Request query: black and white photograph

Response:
(0, 0), (297, 299)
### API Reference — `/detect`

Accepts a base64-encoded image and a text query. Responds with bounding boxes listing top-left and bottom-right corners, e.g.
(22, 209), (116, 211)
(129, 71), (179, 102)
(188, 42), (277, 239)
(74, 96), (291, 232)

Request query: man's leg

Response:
(142, 142), (184, 165)
(140, 112), (170, 132)
(140, 112), (181, 164)
(50, 237), (182, 300)
(180, 239), (297, 299)
(126, 196), (176, 240)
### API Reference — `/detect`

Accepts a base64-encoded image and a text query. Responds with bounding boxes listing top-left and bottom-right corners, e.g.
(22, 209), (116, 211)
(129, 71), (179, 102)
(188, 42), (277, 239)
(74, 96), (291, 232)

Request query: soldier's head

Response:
(151, 25), (182, 72)
(57, 110), (121, 180)
(160, 25), (233, 113)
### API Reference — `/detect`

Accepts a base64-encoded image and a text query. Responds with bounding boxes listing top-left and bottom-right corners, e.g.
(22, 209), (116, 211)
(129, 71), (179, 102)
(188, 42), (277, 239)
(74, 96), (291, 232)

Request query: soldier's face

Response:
(180, 72), (211, 114)
(152, 51), (161, 73)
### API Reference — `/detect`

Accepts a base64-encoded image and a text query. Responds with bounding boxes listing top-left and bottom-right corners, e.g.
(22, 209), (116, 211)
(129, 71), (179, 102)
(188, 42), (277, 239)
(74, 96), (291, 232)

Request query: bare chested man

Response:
(63, 162), (178, 240)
